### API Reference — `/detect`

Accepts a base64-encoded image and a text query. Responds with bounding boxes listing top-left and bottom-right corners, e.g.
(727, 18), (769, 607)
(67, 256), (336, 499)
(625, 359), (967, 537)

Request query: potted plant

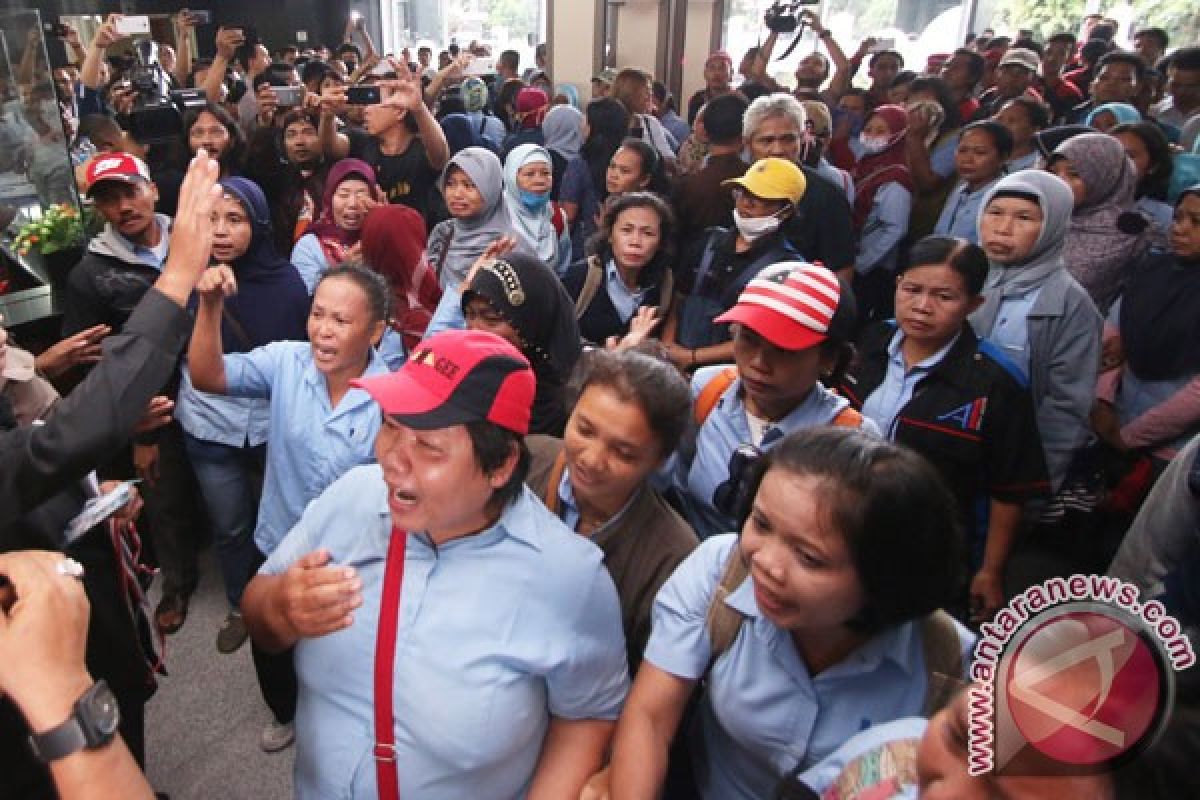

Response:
(11, 203), (91, 287)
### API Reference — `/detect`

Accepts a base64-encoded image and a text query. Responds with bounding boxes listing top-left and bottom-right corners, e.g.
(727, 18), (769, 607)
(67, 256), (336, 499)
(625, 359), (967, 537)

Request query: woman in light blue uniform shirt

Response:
(602, 427), (973, 799)
(934, 121), (1012, 244)
(187, 261), (391, 752)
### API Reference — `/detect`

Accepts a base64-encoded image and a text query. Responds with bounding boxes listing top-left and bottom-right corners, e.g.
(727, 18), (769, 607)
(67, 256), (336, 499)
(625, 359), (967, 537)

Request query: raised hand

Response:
(196, 264), (238, 304)
(465, 236), (519, 286)
(155, 153), (222, 306)
(0, 551), (93, 731)
(214, 27), (245, 61)
(91, 14), (127, 51)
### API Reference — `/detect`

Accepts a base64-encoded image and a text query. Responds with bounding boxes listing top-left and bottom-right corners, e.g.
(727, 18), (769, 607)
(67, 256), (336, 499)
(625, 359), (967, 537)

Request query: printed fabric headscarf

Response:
(542, 105), (584, 160)
(970, 169), (1075, 334)
(504, 144), (559, 265)
(360, 204), (443, 350)
(851, 104), (914, 230)
(462, 252), (582, 436)
(216, 177), (311, 352)
(305, 158), (377, 268)
(515, 87), (550, 130)
(432, 147), (523, 288)
(1051, 132), (1151, 313)
(1118, 185), (1200, 382)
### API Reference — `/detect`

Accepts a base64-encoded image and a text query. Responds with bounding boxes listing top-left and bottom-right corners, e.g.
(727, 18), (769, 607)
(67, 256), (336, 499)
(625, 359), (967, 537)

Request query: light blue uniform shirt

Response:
(673, 367), (880, 540)
(934, 177), (1001, 243)
(605, 258), (647, 324)
(424, 285), (466, 340)
(644, 535), (974, 800)
(861, 329), (960, 438)
(262, 467), (630, 800)
(224, 340), (389, 553)
(930, 133), (960, 178)
(289, 233), (329, 294)
(856, 183), (911, 275)
(174, 366), (270, 448)
(983, 287), (1041, 377)
(1006, 151), (1039, 173)
(376, 327), (408, 371)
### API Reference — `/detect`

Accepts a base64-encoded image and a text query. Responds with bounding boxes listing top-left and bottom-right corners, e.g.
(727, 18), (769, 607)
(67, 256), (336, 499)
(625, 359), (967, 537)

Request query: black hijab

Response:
(463, 253), (582, 435)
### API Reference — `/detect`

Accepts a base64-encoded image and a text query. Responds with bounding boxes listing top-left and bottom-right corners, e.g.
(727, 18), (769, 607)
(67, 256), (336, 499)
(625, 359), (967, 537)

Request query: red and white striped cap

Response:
(715, 261), (853, 351)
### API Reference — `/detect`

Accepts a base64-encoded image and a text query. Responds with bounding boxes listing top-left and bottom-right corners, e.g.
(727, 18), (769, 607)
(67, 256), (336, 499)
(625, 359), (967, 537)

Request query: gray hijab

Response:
(542, 105), (583, 160)
(433, 147), (530, 287)
(1052, 132), (1148, 313)
(971, 170), (1075, 333)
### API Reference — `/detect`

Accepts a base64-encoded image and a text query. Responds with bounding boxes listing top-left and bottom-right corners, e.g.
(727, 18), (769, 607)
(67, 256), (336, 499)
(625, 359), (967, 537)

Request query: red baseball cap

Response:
(351, 330), (536, 435)
(84, 153), (152, 197)
(715, 261), (855, 351)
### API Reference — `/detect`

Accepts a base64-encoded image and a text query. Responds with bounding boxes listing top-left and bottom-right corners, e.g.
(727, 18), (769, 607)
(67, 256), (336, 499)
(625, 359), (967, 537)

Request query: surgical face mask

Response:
(859, 133), (891, 155)
(518, 189), (550, 212)
(733, 208), (785, 242)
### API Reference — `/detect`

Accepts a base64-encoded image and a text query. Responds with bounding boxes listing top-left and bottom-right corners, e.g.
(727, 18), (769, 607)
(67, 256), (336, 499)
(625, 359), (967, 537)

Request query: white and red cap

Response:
(84, 153), (152, 197)
(715, 261), (856, 351)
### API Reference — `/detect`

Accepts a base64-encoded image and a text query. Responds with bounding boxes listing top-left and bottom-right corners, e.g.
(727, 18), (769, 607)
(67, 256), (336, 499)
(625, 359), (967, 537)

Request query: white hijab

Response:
(503, 144), (559, 265)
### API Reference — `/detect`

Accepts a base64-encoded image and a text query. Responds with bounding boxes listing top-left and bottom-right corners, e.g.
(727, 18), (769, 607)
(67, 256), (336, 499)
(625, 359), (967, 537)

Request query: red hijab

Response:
(306, 158), (377, 266)
(851, 104), (913, 230)
(515, 87), (550, 130)
(360, 204), (443, 349)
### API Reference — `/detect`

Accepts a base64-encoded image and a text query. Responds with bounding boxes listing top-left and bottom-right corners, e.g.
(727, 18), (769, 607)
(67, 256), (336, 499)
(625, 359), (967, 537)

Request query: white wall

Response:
(680, 0), (719, 115)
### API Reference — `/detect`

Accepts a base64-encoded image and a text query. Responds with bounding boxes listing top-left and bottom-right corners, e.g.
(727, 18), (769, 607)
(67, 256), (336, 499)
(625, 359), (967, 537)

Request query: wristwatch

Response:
(28, 680), (120, 763)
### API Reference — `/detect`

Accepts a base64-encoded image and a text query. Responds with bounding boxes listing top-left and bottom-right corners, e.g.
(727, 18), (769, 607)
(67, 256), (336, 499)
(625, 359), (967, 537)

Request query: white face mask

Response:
(859, 133), (891, 154)
(733, 209), (784, 242)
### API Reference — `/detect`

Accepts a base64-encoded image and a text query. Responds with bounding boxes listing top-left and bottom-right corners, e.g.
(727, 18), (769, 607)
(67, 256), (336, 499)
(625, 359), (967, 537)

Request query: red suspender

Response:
(373, 527), (408, 800)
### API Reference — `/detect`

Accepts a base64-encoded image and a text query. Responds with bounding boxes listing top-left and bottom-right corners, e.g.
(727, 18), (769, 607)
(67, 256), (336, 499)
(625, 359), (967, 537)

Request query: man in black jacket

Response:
(61, 153), (203, 635)
(742, 93), (856, 277)
(0, 154), (222, 797)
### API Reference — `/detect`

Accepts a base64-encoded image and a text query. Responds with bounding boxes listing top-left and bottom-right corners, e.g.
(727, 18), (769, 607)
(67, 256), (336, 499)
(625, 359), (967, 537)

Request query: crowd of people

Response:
(2, 7), (1200, 800)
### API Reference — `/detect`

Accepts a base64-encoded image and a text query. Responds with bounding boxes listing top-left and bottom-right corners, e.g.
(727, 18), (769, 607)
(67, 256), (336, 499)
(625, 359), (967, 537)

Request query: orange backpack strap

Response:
(693, 367), (739, 426)
(831, 405), (863, 428)
(542, 449), (568, 514)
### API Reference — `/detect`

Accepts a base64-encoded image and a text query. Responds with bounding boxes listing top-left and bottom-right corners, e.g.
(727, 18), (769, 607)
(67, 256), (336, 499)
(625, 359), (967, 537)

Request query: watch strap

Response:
(28, 715), (89, 763)
(27, 680), (116, 764)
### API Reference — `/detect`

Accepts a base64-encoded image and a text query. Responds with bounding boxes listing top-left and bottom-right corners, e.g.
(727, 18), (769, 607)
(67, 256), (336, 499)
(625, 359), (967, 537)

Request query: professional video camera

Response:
(127, 40), (206, 143)
(764, 0), (820, 34)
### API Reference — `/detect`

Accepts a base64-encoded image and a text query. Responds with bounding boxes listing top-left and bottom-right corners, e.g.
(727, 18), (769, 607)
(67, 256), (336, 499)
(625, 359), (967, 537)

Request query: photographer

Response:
(318, 59), (449, 222)
(202, 26), (271, 133)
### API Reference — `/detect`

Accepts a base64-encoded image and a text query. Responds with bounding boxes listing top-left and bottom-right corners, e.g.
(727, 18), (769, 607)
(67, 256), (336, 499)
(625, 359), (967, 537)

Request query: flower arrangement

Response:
(12, 203), (86, 257)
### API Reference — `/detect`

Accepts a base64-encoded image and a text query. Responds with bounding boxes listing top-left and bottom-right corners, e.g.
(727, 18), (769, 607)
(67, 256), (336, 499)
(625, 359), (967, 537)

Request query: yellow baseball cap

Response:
(723, 158), (807, 205)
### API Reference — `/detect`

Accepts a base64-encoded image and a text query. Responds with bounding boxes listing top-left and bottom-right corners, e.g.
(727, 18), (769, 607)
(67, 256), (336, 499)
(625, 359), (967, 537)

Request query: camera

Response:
(127, 40), (207, 143)
(764, 1), (819, 34)
(712, 443), (764, 520)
